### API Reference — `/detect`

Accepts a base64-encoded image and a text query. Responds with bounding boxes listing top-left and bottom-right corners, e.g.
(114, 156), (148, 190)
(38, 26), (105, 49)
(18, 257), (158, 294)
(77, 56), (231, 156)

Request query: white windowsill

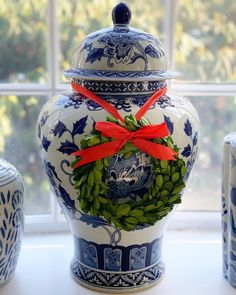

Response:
(1, 230), (234, 295)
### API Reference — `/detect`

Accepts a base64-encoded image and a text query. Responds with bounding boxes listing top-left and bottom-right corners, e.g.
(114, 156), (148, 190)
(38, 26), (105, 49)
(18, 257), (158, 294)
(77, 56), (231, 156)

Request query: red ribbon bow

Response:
(71, 82), (177, 169)
(72, 121), (177, 169)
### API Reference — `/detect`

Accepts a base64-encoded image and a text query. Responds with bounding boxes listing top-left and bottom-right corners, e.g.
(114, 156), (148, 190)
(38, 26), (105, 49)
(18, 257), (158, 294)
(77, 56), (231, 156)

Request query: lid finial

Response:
(112, 2), (131, 26)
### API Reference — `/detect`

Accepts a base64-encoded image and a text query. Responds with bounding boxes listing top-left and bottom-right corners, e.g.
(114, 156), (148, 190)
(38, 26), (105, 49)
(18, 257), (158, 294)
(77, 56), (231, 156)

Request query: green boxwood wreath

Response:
(72, 115), (187, 231)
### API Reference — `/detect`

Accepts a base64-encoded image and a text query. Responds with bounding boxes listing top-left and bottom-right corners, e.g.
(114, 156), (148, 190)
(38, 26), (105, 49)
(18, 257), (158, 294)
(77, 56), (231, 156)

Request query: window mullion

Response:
(171, 83), (236, 96)
(47, 0), (60, 94)
(164, 0), (178, 89)
(47, 0), (60, 223)
(0, 84), (52, 95)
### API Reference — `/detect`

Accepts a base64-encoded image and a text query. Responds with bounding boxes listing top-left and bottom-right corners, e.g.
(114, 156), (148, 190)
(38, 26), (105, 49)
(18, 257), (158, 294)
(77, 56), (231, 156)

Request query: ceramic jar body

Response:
(0, 159), (24, 287)
(38, 81), (199, 292)
(222, 133), (236, 287)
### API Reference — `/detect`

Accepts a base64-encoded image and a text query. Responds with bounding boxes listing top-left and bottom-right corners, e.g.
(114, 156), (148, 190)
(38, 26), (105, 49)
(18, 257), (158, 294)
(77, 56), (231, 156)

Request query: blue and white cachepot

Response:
(37, 3), (199, 292)
(0, 159), (24, 287)
(222, 132), (236, 287)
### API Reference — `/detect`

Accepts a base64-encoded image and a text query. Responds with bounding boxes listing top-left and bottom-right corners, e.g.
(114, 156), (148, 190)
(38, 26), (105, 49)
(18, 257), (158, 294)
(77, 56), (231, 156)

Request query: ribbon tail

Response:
(135, 86), (167, 120)
(71, 82), (125, 123)
(132, 138), (177, 161)
(72, 139), (127, 169)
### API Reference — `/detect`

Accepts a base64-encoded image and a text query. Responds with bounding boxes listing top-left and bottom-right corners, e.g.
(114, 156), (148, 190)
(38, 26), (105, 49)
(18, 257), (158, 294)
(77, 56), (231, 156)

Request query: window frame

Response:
(0, 0), (228, 232)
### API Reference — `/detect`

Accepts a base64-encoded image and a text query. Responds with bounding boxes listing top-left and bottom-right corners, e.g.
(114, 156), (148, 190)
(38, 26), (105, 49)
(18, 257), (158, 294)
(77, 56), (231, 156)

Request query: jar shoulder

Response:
(38, 90), (199, 126)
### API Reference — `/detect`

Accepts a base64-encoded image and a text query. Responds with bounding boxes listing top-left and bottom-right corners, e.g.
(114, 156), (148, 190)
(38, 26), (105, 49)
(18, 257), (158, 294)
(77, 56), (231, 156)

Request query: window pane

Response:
(179, 96), (236, 211)
(174, 0), (236, 82)
(58, 0), (165, 81)
(0, 95), (51, 215)
(0, 0), (48, 83)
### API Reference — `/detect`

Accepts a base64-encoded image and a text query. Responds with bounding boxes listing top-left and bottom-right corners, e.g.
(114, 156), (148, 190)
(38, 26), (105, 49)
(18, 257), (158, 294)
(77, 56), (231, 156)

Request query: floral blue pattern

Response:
(107, 153), (153, 201)
(83, 29), (164, 71)
(131, 94), (175, 109)
(0, 188), (24, 285)
(107, 97), (131, 112)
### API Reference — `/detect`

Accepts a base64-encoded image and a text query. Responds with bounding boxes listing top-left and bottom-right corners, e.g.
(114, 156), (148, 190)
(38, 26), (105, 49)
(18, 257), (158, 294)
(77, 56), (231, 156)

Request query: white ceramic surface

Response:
(0, 159), (24, 287)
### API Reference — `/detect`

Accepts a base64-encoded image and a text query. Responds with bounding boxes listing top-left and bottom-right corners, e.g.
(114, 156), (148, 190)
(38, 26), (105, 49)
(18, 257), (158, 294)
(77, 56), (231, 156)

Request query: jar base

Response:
(70, 259), (165, 293)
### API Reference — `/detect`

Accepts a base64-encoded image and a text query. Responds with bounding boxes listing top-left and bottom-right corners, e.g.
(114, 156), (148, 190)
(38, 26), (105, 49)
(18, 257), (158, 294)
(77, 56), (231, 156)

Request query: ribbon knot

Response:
(72, 121), (177, 169)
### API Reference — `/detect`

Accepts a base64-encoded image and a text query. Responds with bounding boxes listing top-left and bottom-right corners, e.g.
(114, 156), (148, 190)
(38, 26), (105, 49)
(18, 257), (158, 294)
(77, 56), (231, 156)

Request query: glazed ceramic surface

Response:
(37, 3), (199, 292)
(222, 132), (236, 287)
(0, 159), (24, 287)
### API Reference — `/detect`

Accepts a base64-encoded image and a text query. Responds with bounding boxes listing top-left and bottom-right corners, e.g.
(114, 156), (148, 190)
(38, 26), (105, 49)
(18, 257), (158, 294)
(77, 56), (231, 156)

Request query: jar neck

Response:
(72, 78), (167, 97)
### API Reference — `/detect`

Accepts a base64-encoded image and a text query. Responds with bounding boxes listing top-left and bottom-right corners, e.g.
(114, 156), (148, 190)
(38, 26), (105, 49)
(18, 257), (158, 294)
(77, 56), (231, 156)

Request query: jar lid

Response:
(65, 3), (178, 81)
(0, 159), (21, 187)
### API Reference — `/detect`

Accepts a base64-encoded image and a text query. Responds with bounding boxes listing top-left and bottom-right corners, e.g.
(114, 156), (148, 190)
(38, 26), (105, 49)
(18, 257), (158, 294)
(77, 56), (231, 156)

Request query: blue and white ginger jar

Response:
(37, 3), (199, 292)
(0, 159), (24, 287)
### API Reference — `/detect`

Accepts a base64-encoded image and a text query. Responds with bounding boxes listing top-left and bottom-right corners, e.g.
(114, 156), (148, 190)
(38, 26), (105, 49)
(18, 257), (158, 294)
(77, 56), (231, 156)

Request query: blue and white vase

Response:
(37, 3), (199, 292)
(222, 132), (236, 287)
(0, 159), (24, 287)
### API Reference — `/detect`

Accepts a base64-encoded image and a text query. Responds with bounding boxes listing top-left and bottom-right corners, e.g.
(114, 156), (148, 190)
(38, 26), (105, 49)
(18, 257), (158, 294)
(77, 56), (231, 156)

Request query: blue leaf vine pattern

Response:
(42, 116), (88, 154)
(79, 214), (122, 246)
(41, 117), (88, 218)
(181, 144), (192, 157)
(44, 160), (76, 217)
(80, 214), (109, 228)
(51, 115), (88, 155)
(83, 30), (164, 71)
(38, 111), (49, 138)
(44, 160), (122, 245)
(42, 116), (88, 217)
(42, 136), (51, 152)
(44, 160), (61, 187)
(40, 115), (120, 243)
(164, 116), (174, 135)
(184, 119), (192, 137)
(193, 132), (198, 146)
(58, 184), (76, 213)
(58, 140), (79, 155)
(181, 119), (198, 178)
(72, 117), (88, 135)
(53, 121), (68, 138)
